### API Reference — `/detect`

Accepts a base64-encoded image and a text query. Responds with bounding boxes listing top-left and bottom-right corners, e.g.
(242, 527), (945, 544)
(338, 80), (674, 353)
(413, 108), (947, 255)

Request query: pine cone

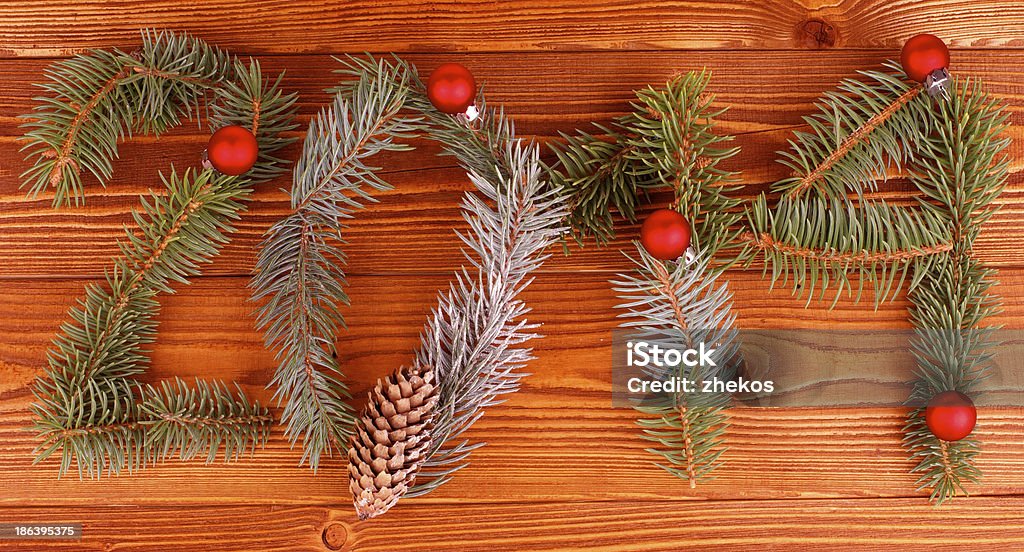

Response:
(348, 363), (438, 520)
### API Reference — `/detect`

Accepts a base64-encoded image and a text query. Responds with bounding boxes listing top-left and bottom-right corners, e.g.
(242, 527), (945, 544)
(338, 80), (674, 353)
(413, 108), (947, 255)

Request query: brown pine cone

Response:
(348, 362), (439, 520)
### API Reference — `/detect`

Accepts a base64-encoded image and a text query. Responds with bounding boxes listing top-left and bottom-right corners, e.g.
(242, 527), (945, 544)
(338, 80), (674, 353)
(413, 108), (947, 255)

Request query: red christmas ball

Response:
(427, 63), (477, 114)
(208, 125), (258, 176)
(640, 209), (692, 261)
(925, 391), (977, 441)
(900, 34), (950, 83)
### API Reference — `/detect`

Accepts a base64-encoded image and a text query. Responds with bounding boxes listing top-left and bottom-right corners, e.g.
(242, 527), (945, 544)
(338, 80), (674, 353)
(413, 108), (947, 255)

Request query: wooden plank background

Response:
(1, 1), (1024, 550)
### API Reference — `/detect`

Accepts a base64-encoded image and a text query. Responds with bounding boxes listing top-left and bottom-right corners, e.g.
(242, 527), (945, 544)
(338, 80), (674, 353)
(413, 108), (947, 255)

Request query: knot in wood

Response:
(322, 522), (350, 550)
(798, 18), (837, 48)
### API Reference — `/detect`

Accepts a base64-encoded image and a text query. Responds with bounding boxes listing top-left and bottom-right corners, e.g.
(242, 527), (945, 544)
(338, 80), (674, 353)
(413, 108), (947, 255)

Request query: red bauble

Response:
(640, 209), (692, 261)
(427, 63), (477, 114)
(207, 125), (258, 176)
(900, 34), (950, 83)
(925, 391), (977, 441)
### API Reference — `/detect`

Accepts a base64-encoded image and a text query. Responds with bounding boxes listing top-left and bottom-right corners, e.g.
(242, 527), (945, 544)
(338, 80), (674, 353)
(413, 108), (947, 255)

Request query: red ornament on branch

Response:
(207, 125), (259, 176)
(640, 209), (691, 261)
(900, 34), (950, 97)
(427, 63), (477, 115)
(925, 390), (977, 442)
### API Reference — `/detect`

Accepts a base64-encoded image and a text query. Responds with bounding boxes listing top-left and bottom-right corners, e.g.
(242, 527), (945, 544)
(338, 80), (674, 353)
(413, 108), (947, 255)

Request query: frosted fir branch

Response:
(408, 142), (568, 496)
(613, 248), (739, 487)
(333, 55), (521, 187)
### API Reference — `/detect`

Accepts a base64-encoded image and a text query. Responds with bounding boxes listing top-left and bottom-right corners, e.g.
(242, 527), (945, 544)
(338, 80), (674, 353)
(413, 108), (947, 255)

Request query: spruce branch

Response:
(613, 248), (739, 487)
(33, 168), (258, 477)
(34, 378), (272, 478)
(409, 142), (568, 497)
(788, 88), (921, 198)
(28, 42), (298, 477)
(337, 56), (569, 502)
(549, 72), (744, 486)
(251, 59), (424, 470)
(623, 71), (743, 260)
(902, 78), (1010, 504)
(773, 62), (933, 200)
(548, 125), (641, 245)
(743, 195), (954, 306)
(547, 71), (741, 251)
(20, 29), (234, 207)
(139, 378), (273, 465)
(623, 73), (743, 484)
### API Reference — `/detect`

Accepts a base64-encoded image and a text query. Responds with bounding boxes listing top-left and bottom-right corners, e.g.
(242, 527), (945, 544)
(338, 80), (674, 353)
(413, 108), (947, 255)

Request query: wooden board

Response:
(4, 498), (1024, 551)
(3, 1), (1024, 550)
(2, 1), (1024, 56)
(3, 51), (1024, 279)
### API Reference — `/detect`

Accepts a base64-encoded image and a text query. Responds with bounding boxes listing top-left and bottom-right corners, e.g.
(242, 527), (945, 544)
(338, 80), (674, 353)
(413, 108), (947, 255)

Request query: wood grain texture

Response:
(2, 0), (1024, 57)
(2, 51), (1024, 278)
(2, 275), (1024, 510)
(2, 1), (1024, 550)
(5, 498), (1024, 551)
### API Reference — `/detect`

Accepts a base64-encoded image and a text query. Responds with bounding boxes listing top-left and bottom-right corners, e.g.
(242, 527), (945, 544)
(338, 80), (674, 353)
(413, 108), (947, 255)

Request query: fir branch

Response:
(773, 62), (932, 200)
(251, 59), (424, 470)
(336, 56), (569, 499)
(334, 55), (520, 186)
(20, 29), (234, 207)
(614, 248), (738, 487)
(743, 195), (954, 306)
(547, 126), (641, 245)
(902, 78), (1011, 503)
(32, 168), (256, 477)
(623, 71), (743, 260)
(409, 142), (568, 496)
(28, 45), (298, 477)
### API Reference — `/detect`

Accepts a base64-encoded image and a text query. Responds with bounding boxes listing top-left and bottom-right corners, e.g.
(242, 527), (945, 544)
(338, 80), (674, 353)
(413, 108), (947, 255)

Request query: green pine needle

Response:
(614, 247), (738, 487)
(251, 58), (424, 470)
(901, 78), (1010, 504)
(28, 31), (298, 478)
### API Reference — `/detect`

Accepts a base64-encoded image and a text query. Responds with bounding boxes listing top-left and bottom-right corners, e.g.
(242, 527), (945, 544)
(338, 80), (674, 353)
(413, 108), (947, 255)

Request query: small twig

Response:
(131, 66), (217, 88)
(157, 412), (274, 428)
(650, 261), (700, 489)
(678, 406), (697, 489)
(741, 231), (952, 264)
